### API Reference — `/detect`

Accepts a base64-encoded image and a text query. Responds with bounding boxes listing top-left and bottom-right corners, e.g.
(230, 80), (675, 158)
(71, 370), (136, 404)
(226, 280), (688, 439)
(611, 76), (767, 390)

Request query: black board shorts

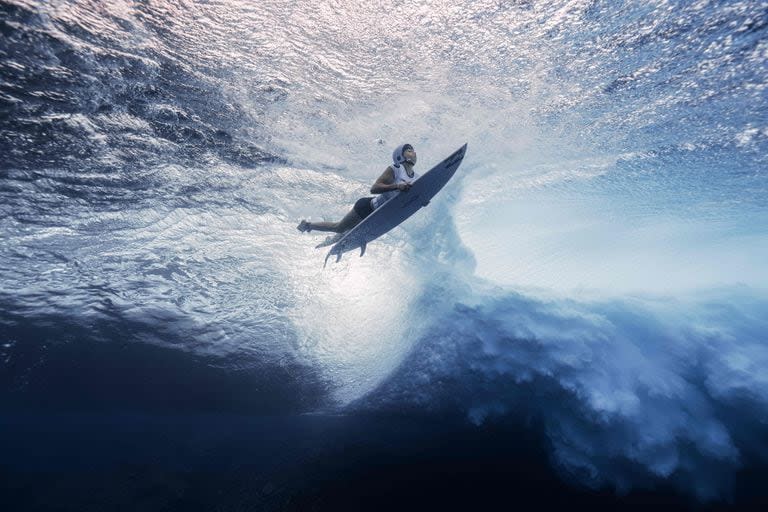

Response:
(353, 197), (374, 219)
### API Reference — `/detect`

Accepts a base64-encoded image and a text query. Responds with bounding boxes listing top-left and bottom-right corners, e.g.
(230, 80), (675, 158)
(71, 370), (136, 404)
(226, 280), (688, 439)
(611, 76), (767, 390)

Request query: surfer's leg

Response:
(303, 208), (362, 233)
(337, 208), (364, 231)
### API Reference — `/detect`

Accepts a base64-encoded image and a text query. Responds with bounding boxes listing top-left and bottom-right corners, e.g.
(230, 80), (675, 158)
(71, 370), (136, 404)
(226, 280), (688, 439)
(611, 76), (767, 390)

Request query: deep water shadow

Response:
(0, 298), (330, 415)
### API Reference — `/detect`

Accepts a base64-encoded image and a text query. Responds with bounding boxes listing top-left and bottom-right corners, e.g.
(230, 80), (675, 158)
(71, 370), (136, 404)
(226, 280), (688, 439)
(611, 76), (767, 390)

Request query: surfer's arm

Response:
(371, 167), (410, 193)
(370, 167), (396, 194)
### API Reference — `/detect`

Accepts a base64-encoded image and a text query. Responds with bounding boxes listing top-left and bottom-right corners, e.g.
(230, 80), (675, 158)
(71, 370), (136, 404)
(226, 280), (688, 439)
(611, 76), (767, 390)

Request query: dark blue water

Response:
(2, 0), (767, 510)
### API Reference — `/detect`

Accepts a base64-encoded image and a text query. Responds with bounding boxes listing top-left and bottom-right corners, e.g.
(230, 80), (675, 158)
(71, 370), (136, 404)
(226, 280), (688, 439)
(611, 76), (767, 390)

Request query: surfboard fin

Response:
(360, 243), (366, 257)
(323, 249), (343, 267)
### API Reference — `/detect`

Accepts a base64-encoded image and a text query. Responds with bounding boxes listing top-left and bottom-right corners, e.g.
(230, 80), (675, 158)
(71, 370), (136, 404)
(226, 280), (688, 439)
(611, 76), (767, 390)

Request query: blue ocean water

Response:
(1, 0), (767, 510)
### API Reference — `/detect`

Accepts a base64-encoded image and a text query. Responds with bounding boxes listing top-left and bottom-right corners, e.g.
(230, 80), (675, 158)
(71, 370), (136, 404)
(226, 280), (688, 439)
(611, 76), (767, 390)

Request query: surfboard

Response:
(323, 143), (468, 265)
(315, 232), (344, 249)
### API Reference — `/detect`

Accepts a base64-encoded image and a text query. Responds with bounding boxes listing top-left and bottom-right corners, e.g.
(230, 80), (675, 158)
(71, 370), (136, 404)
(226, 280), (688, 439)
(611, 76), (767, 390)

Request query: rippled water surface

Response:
(1, 0), (767, 508)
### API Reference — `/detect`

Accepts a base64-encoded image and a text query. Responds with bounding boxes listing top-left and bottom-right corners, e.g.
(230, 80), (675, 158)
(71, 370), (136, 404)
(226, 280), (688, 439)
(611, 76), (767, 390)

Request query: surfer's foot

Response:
(297, 220), (312, 232)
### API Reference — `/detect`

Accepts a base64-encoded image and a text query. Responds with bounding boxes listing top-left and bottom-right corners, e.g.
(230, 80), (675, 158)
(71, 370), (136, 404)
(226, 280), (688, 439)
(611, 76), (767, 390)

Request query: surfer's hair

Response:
(392, 143), (414, 166)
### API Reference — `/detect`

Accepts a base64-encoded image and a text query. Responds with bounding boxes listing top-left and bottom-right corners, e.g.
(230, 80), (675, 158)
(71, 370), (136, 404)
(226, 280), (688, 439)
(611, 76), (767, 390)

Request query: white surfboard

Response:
(323, 143), (468, 265)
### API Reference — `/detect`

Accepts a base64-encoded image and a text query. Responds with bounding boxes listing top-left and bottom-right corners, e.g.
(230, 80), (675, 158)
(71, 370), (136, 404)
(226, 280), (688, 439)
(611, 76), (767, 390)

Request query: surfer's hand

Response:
(397, 183), (411, 191)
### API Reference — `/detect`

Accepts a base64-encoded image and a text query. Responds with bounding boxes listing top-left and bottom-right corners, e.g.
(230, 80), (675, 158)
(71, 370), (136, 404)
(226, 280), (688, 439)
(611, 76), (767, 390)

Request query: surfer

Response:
(296, 144), (418, 234)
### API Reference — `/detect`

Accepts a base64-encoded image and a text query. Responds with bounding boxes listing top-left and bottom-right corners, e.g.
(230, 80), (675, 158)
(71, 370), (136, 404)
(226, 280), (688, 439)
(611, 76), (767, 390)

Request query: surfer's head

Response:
(393, 143), (416, 167)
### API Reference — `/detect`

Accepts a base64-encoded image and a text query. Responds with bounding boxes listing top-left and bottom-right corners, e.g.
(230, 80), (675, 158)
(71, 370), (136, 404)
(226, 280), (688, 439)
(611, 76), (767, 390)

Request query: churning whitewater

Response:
(1, 0), (767, 507)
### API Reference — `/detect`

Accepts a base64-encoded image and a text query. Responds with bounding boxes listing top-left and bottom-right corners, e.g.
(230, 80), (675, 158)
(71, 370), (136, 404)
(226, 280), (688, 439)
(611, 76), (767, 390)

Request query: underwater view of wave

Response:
(1, 0), (767, 510)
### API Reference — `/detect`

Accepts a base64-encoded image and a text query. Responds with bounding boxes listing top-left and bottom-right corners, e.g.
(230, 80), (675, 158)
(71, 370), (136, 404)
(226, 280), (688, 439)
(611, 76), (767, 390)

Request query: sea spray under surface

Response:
(1, 0), (767, 507)
(355, 272), (768, 500)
